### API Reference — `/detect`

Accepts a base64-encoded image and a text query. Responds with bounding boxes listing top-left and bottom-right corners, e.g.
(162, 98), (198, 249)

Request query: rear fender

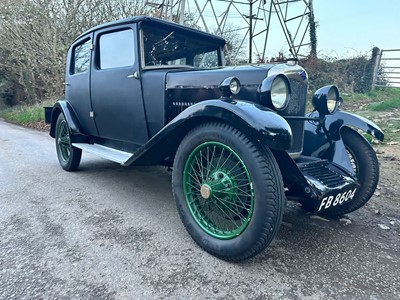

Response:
(125, 99), (293, 166)
(303, 111), (384, 173)
(49, 100), (88, 143)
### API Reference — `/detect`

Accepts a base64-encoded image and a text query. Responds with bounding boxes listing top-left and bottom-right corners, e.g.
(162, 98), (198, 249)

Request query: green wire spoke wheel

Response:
(183, 142), (254, 239)
(55, 113), (82, 171)
(173, 122), (285, 262)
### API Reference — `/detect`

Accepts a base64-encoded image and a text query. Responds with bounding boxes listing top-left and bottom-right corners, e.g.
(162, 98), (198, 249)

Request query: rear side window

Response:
(99, 29), (135, 69)
(73, 39), (91, 74)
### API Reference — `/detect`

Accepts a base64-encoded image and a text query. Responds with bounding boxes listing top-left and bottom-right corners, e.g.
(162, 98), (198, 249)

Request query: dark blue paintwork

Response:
(124, 99), (293, 166)
(49, 101), (88, 143)
(64, 34), (98, 137)
(303, 110), (384, 174)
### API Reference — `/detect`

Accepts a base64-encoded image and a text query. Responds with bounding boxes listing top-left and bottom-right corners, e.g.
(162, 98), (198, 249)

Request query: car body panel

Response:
(90, 23), (149, 145)
(123, 99), (293, 166)
(65, 34), (98, 137)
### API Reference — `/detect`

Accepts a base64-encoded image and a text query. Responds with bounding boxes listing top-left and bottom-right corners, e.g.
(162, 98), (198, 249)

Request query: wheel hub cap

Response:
(200, 184), (212, 199)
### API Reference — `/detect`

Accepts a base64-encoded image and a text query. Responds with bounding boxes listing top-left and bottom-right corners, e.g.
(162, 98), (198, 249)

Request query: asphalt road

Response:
(0, 120), (399, 300)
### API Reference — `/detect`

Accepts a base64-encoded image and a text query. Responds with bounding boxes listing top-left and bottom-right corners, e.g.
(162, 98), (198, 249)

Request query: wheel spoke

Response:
(213, 195), (248, 223)
(187, 182), (201, 192)
(225, 159), (243, 175)
(194, 153), (206, 183)
(216, 195), (250, 211)
(59, 135), (70, 145)
(222, 190), (252, 198)
(219, 151), (233, 170)
(189, 165), (203, 186)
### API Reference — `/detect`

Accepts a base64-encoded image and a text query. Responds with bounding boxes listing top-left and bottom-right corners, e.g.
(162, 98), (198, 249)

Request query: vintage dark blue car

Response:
(47, 16), (384, 261)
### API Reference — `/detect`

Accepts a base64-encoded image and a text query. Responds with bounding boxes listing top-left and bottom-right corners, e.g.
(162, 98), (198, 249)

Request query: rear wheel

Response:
(55, 113), (82, 171)
(172, 122), (285, 261)
(323, 127), (379, 216)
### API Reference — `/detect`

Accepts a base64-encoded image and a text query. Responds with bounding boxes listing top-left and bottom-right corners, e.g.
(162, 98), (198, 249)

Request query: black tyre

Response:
(172, 122), (285, 261)
(324, 127), (379, 216)
(55, 113), (82, 171)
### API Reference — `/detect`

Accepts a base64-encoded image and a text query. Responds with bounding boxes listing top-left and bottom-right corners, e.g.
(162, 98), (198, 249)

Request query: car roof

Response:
(74, 16), (226, 46)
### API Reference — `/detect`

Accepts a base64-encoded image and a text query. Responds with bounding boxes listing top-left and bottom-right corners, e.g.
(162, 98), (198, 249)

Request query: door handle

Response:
(127, 72), (139, 79)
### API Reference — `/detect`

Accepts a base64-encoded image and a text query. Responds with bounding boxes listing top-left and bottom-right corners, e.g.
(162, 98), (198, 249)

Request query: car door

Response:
(65, 34), (98, 136)
(90, 24), (148, 145)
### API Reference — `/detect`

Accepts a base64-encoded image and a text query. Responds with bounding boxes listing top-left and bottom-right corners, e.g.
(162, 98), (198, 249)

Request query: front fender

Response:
(125, 99), (292, 166)
(303, 110), (384, 173)
(49, 100), (87, 142)
(188, 99), (293, 150)
(325, 111), (384, 141)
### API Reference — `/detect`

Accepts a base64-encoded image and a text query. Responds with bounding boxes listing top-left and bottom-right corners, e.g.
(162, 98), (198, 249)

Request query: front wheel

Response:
(172, 122), (285, 261)
(323, 127), (379, 216)
(55, 113), (82, 171)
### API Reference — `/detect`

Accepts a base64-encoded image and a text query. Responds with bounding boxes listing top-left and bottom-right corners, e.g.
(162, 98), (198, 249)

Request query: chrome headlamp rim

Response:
(229, 77), (241, 95)
(258, 74), (291, 111)
(219, 76), (241, 97)
(270, 75), (290, 110)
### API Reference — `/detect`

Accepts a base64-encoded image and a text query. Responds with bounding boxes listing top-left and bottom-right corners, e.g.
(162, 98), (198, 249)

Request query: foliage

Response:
(215, 23), (247, 66)
(0, 2), (248, 106)
(0, 0), (151, 106)
(184, 14), (247, 66)
(308, 0), (317, 58)
(300, 48), (379, 94)
(0, 100), (53, 125)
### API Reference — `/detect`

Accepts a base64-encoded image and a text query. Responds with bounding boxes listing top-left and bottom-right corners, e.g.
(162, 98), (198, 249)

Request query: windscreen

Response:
(141, 25), (222, 69)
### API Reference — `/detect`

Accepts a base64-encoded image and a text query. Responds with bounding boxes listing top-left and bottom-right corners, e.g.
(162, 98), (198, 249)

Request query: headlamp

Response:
(270, 76), (290, 110)
(312, 85), (340, 115)
(219, 77), (241, 98)
(258, 74), (291, 111)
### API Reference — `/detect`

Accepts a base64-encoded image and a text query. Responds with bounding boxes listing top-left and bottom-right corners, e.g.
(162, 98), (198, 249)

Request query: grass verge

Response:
(367, 97), (400, 111)
(0, 100), (55, 128)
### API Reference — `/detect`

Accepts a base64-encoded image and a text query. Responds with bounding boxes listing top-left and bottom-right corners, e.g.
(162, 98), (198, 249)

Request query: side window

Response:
(99, 29), (135, 69)
(73, 39), (91, 74)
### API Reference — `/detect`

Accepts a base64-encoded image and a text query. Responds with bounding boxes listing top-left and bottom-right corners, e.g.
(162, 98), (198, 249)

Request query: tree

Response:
(212, 23), (247, 66)
(0, 0), (151, 105)
(308, 0), (318, 58)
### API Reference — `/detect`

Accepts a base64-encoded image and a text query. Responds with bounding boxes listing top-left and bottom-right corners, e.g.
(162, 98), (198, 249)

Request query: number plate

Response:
(318, 188), (357, 211)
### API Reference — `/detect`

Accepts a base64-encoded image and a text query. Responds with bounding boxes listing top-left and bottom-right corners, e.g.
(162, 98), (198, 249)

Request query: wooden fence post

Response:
(372, 49), (382, 89)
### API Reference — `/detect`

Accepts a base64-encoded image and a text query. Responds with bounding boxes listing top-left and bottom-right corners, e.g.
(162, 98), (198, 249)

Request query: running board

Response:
(72, 143), (133, 165)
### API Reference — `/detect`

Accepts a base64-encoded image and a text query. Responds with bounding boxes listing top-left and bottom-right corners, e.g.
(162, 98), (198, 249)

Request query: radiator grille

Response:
(172, 101), (197, 116)
(279, 77), (307, 155)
